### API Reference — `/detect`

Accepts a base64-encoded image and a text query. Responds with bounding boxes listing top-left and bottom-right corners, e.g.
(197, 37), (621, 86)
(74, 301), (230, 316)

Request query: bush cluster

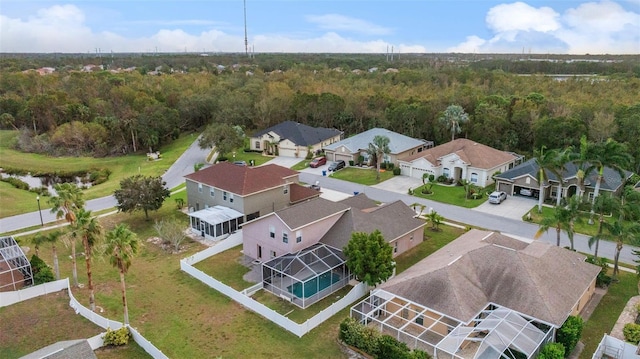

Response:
(339, 317), (430, 359)
(556, 316), (583, 357)
(537, 343), (565, 359)
(624, 323), (640, 344)
(585, 256), (612, 288)
(0, 176), (30, 190)
(30, 254), (54, 285)
(103, 326), (131, 346)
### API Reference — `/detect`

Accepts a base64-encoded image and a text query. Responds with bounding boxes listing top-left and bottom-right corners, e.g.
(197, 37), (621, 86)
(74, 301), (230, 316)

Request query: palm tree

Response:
(367, 135), (391, 181)
(48, 183), (84, 286)
(438, 105), (469, 141)
(601, 220), (640, 278)
(572, 135), (591, 200)
(532, 146), (563, 213)
(564, 195), (584, 250)
(427, 210), (444, 231)
(585, 138), (632, 224)
(71, 209), (103, 311)
(42, 231), (63, 280)
(30, 233), (48, 257)
(105, 224), (139, 325)
(588, 195), (619, 258)
(552, 148), (572, 206)
(534, 204), (571, 247)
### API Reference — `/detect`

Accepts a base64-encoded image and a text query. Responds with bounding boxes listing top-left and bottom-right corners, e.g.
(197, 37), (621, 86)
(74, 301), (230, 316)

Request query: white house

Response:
(398, 138), (521, 187)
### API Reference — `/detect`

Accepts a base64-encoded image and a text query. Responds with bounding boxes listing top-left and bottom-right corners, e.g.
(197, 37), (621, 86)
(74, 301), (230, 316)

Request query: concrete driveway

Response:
(472, 195), (537, 221)
(371, 175), (423, 195)
(260, 156), (304, 168)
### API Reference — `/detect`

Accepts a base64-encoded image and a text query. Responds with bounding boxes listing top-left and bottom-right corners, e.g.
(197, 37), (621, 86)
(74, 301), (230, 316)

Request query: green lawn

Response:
(291, 159), (311, 171)
(579, 271), (639, 359)
(411, 183), (489, 208)
(193, 246), (253, 291)
(524, 205), (631, 240)
(225, 150), (273, 166)
(0, 130), (198, 218)
(328, 167), (395, 185)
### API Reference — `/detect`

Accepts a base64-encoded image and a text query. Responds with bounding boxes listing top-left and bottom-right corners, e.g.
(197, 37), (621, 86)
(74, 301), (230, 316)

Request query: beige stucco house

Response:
(351, 229), (600, 359)
(249, 121), (343, 158)
(398, 138), (522, 187)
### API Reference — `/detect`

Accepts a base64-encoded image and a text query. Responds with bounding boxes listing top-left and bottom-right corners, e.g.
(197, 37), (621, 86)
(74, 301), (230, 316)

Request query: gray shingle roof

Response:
(323, 128), (427, 155)
(275, 197), (350, 230)
(252, 121), (342, 147)
(495, 158), (633, 191)
(21, 339), (97, 359)
(380, 229), (601, 327)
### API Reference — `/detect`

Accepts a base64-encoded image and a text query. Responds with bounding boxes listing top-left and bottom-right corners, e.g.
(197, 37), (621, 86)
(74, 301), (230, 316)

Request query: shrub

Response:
(624, 323), (640, 344)
(380, 162), (387, 170)
(305, 148), (313, 160)
(339, 318), (431, 359)
(89, 168), (111, 186)
(377, 335), (411, 359)
(358, 155), (365, 165)
(0, 177), (30, 190)
(557, 316), (583, 357)
(538, 343), (565, 359)
(586, 256), (612, 288)
(103, 326), (130, 346)
(349, 160), (355, 166)
(30, 254), (54, 285)
(386, 163), (394, 170)
(393, 168), (401, 175)
(428, 174), (435, 182)
(436, 175), (447, 183)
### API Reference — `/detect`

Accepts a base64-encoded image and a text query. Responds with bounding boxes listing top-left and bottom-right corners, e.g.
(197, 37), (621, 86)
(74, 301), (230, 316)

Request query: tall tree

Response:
(601, 220), (640, 278)
(588, 195), (619, 258)
(438, 104), (469, 141)
(585, 138), (632, 224)
(534, 204), (571, 247)
(532, 146), (563, 213)
(105, 224), (139, 325)
(48, 183), (84, 286)
(198, 122), (244, 158)
(71, 209), (103, 311)
(114, 175), (171, 220)
(39, 231), (63, 280)
(30, 233), (48, 257)
(343, 230), (395, 287)
(367, 135), (391, 181)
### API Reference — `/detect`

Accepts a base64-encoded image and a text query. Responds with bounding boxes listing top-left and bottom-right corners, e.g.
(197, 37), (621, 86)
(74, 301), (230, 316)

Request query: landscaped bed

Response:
(410, 183), (491, 208)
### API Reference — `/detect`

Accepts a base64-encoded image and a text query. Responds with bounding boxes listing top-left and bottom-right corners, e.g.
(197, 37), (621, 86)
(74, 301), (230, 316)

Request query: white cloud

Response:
(451, 0), (640, 54)
(306, 14), (392, 36)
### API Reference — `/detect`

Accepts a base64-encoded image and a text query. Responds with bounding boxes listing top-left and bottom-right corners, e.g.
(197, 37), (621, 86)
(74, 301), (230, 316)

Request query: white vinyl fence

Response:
(1, 278), (169, 359)
(180, 232), (369, 337)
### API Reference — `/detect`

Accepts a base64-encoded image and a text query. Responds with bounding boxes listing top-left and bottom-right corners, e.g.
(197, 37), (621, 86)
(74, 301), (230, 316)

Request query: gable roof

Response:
(320, 199), (426, 250)
(496, 158), (633, 191)
(289, 183), (321, 204)
(276, 197), (350, 230)
(184, 162), (299, 196)
(401, 138), (518, 169)
(323, 128), (427, 155)
(252, 121), (343, 147)
(21, 339), (97, 359)
(380, 229), (600, 327)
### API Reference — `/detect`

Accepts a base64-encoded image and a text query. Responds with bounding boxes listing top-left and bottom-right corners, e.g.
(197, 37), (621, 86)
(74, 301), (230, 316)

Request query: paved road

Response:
(0, 136), (209, 233)
(300, 172), (640, 265)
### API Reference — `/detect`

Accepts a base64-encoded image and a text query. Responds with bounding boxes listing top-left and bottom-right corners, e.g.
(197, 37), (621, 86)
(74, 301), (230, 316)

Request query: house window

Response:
(283, 185), (289, 195)
(270, 250), (276, 258)
(410, 234), (414, 241)
(223, 191), (228, 201)
(198, 183), (203, 193)
(269, 225), (275, 238)
(394, 242), (398, 253)
(470, 172), (478, 183)
(282, 232), (288, 244)
(229, 193), (234, 203)
(443, 168), (450, 178)
(255, 141), (260, 149)
(588, 192), (595, 201)
(210, 187), (215, 197)
(296, 231), (302, 243)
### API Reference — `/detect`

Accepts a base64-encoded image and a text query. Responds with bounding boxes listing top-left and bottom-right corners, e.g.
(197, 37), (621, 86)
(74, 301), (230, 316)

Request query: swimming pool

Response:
(287, 273), (341, 298)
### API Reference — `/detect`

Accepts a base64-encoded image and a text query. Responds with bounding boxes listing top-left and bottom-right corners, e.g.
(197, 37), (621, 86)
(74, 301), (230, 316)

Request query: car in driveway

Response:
(488, 191), (507, 204)
(309, 157), (327, 168)
(328, 160), (346, 172)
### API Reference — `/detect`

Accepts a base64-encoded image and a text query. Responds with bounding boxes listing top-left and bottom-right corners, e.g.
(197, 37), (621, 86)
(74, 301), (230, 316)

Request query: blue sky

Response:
(1, 1), (639, 54)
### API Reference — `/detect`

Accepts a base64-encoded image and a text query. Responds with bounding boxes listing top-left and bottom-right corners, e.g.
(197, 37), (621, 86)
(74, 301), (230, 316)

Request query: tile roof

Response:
(496, 158), (633, 191)
(184, 162), (299, 195)
(252, 121), (343, 147)
(380, 229), (601, 327)
(323, 128), (427, 155)
(401, 138), (518, 169)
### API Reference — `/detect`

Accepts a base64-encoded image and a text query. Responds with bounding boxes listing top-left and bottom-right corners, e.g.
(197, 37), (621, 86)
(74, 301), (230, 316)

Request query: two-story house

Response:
(184, 162), (320, 240)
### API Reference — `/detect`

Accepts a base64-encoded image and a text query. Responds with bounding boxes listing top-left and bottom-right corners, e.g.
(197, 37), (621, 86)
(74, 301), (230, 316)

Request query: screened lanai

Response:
(188, 206), (244, 241)
(351, 289), (554, 359)
(0, 236), (33, 292)
(262, 243), (352, 308)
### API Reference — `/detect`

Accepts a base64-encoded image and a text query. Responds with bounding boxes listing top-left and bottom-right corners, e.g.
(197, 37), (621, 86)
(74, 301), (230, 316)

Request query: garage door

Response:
(400, 164), (412, 176)
(278, 146), (297, 157)
(334, 154), (352, 165)
(498, 182), (512, 195)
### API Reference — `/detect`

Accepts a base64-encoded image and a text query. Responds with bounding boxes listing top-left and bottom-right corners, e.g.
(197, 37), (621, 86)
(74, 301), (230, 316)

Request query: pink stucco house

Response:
(241, 194), (426, 308)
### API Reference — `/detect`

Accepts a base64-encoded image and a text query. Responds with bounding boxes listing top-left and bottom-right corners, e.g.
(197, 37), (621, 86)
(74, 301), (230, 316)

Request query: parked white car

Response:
(520, 188), (533, 197)
(489, 191), (507, 204)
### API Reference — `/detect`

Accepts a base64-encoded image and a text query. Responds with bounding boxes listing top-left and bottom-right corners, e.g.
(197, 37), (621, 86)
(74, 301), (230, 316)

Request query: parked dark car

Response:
(309, 157), (327, 168)
(328, 160), (346, 172)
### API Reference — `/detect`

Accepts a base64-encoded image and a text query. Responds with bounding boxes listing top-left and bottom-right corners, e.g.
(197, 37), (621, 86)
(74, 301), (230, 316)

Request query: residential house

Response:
(242, 194), (426, 308)
(398, 138), (522, 187)
(249, 121), (343, 158)
(22, 339), (98, 359)
(184, 162), (320, 240)
(323, 128), (433, 167)
(593, 334), (640, 359)
(351, 229), (600, 359)
(495, 158), (634, 202)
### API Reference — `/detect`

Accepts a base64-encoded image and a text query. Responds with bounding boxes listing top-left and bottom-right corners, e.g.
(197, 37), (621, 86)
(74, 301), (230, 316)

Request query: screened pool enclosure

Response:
(0, 236), (33, 292)
(262, 243), (352, 308)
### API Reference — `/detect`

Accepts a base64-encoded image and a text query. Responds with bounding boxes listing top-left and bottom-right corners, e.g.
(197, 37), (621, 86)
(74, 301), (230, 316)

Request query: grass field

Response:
(411, 183), (489, 208)
(328, 167), (394, 185)
(0, 130), (198, 218)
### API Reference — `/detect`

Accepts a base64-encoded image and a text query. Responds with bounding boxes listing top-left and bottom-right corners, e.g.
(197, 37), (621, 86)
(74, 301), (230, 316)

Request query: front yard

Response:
(411, 183), (492, 208)
(328, 167), (395, 185)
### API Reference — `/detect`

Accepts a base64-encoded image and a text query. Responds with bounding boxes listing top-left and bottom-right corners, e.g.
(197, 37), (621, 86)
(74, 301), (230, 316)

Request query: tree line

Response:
(1, 56), (639, 171)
